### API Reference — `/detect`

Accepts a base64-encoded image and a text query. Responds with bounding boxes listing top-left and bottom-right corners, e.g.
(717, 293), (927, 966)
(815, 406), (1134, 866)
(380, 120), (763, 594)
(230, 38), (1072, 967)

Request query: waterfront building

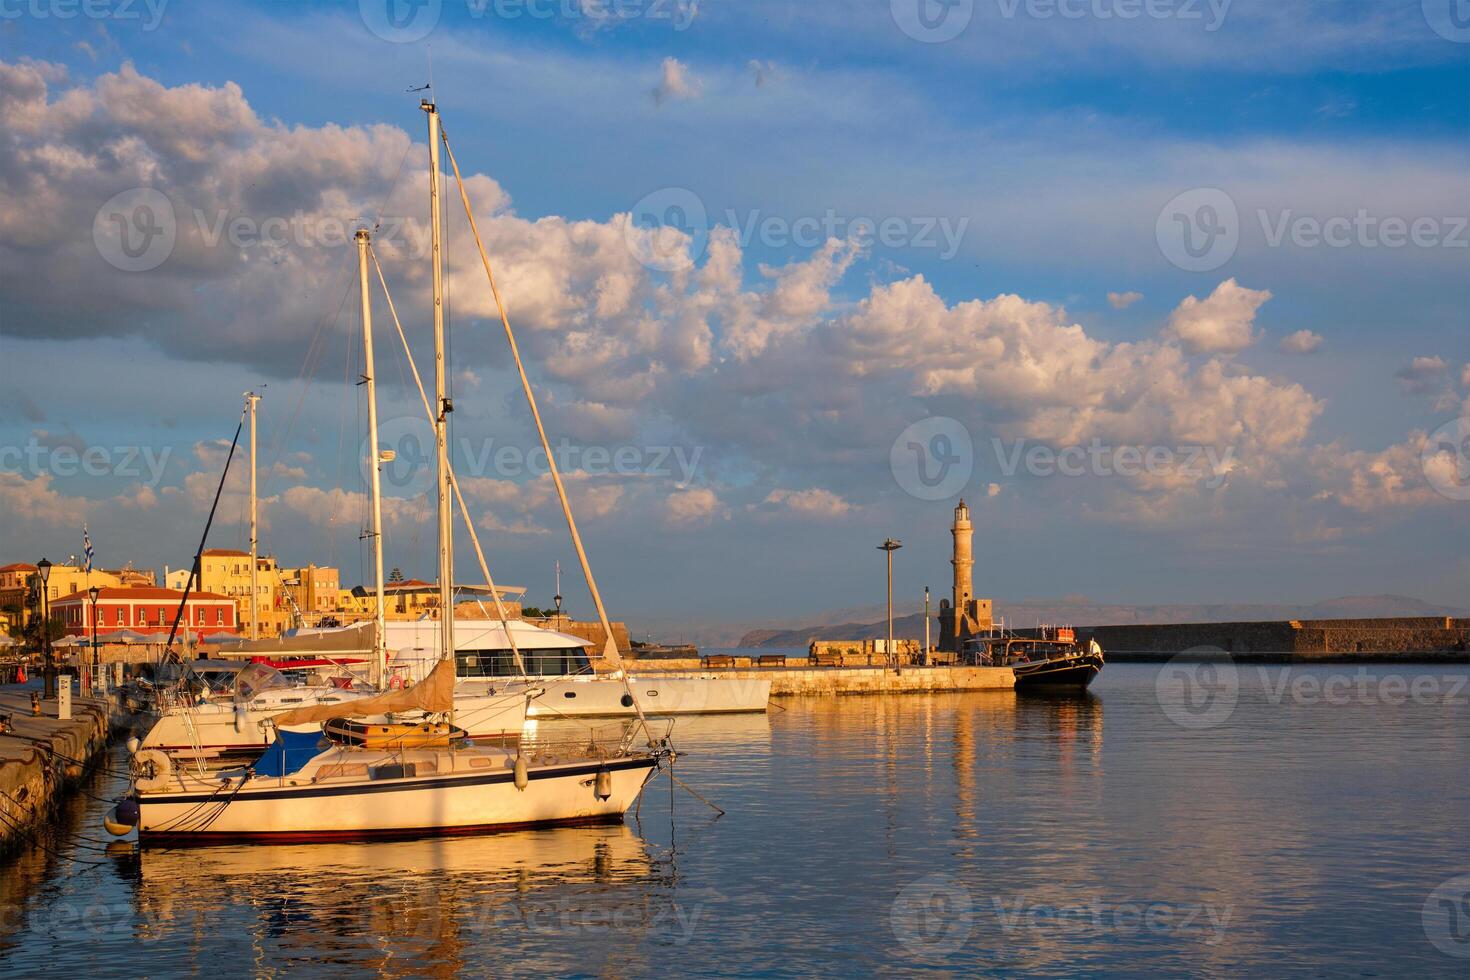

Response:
(52, 586), (237, 637)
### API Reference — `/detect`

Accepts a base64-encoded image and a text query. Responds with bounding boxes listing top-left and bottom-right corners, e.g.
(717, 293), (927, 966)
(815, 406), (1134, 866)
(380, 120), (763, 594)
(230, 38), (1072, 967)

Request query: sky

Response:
(0, 0), (1467, 640)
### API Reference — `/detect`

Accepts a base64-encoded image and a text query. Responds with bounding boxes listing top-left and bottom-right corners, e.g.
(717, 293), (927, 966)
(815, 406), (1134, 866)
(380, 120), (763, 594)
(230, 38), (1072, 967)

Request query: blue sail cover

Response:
(254, 728), (324, 778)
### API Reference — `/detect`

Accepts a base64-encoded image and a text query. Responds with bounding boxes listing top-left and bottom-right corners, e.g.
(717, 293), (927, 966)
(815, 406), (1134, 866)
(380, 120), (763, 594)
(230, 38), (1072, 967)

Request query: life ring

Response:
(388, 674), (405, 690)
(132, 748), (174, 792)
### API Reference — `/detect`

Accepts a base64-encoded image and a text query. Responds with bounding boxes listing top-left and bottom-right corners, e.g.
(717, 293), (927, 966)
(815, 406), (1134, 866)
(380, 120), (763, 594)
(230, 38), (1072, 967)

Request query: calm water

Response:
(3, 662), (1468, 977)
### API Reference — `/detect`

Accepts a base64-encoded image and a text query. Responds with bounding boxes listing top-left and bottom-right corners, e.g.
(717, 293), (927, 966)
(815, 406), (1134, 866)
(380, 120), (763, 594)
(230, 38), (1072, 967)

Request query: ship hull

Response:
(136, 755), (656, 845)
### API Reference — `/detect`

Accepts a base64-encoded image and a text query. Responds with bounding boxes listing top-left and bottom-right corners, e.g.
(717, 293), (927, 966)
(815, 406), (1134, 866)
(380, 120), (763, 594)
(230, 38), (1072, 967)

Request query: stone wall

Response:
(1076, 618), (1470, 660)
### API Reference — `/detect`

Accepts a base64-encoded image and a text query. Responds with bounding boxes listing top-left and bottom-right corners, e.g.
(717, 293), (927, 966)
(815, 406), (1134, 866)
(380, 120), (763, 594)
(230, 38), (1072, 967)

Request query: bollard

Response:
(31, 691), (41, 716)
(58, 676), (72, 721)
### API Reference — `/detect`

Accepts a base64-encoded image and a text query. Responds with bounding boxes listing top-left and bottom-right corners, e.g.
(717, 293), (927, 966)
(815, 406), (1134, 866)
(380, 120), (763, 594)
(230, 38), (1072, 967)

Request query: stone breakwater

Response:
(0, 687), (113, 854)
(1075, 617), (1470, 662)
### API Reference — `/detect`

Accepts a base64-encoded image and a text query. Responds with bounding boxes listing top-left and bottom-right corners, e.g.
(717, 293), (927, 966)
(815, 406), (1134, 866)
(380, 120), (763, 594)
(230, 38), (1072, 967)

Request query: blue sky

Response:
(0, 1), (1466, 638)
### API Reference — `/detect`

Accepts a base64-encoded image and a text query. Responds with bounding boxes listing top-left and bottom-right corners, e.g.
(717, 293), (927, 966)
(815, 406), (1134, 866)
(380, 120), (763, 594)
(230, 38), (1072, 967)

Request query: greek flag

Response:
(82, 524), (94, 573)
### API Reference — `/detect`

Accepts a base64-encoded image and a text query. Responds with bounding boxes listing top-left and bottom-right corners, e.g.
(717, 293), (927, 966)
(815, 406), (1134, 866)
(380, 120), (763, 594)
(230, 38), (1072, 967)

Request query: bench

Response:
(756, 655), (787, 667)
(703, 655), (737, 669)
(812, 652), (843, 667)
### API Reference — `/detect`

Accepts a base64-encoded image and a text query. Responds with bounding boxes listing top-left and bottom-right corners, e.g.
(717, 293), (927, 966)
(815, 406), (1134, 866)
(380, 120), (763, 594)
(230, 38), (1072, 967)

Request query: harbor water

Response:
(3, 661), (1468, 976)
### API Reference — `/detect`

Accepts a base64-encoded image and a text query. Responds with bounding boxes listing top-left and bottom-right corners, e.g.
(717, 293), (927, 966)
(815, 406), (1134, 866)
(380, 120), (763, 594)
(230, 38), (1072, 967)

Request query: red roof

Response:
(385, 579), (434, 590)
(0, 562), (38, 572)
(202, 548), (250, 557)
(55, 586), (232, 603)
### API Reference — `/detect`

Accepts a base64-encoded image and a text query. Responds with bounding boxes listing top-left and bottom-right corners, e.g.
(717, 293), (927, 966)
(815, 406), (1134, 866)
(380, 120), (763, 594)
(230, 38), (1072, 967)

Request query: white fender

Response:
(132, 748), (174, 792)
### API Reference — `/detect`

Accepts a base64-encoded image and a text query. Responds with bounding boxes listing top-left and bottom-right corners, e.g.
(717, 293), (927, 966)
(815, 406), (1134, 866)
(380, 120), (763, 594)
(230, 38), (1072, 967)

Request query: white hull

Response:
(136, 751), (656, 843)
(141, 674), (768, 755)
(505, 674), (771, 719)
(140, 687), (529, 756)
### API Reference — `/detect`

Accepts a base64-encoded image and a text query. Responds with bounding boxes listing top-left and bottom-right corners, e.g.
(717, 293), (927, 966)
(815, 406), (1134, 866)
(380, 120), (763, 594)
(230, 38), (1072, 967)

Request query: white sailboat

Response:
(113, 100), (664, 842)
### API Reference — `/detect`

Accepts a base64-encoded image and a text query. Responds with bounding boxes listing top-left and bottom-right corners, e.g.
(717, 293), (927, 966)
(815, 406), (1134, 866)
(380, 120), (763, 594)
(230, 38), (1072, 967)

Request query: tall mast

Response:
(356, 228), (388, 690)
(246, 390), (261, 640)
(422, 99), (454, 667)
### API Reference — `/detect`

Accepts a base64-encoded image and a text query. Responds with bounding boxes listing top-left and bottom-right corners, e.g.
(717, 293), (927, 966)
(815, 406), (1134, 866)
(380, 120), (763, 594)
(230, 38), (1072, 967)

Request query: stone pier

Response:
(0, 685), (113, 854)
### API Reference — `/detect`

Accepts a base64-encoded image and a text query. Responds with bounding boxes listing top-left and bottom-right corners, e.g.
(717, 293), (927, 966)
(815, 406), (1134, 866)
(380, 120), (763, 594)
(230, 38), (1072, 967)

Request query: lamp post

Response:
(877, 539), (902, 667)
(88, 585), (100, 697)
(36, 558), (53, 699)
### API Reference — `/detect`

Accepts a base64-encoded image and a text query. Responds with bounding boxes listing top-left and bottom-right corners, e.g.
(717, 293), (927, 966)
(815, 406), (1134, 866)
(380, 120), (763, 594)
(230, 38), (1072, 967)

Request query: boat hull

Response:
(511, 675), (772, 719)
(141, 675), (768, 756)
(140, 692), (527, 756)
(136, 756), (656, 845)
(1012, 654), (1104, 691)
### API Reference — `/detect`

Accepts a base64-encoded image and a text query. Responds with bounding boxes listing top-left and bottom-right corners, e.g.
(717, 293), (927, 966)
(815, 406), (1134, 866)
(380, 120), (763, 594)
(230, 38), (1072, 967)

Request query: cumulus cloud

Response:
(1107, 290), (1142, 310)
(663, 487), (723, 527)
(1279, 330), (1324, 355)
(1166, 279), (1271, 355)
(1395, 356), (1449, 393)
(757, 487), (856, 519)
(1, 58), (1455, 562)
(652, 57), (702, 106)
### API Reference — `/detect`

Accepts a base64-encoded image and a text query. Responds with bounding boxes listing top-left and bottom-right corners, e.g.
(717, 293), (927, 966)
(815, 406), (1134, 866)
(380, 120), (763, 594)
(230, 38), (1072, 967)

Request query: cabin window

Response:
(456, 648), (592, 677)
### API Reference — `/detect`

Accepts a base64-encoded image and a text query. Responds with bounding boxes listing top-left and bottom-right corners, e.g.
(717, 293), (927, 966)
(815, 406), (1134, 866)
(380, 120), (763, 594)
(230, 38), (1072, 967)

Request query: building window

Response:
(217, 608), (224, 626)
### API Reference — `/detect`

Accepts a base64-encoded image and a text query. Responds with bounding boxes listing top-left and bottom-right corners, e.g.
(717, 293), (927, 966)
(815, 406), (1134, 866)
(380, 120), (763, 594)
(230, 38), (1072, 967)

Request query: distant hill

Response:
(736, 595), (1470, 648)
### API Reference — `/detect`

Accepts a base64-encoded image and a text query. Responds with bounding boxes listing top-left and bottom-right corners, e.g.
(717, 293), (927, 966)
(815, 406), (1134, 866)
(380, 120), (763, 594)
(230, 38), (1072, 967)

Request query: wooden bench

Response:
(812, 652), (843, 667)
(756, 655), (787, 667)
(703, 655), (737, 669)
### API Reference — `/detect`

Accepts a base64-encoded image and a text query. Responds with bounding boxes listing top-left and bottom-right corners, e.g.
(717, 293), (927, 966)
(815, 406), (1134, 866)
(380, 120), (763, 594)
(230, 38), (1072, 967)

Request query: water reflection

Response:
(119, 827), (665, 975)
(4, 667), (1467, 976)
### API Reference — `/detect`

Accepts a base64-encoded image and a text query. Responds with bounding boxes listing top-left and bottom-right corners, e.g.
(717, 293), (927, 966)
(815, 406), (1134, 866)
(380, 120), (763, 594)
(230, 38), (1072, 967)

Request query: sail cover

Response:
(270, 659), (456, 726)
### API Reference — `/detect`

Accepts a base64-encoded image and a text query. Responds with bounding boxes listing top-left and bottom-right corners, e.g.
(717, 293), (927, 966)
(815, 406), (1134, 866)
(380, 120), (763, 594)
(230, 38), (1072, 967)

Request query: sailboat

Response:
(112, 100), (664, 842)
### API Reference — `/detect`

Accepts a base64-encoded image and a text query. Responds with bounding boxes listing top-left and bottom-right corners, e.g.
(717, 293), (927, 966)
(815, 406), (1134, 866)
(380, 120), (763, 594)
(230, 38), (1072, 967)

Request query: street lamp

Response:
(88, 585), (100, 697)
(36, 558), (53, 699)
(877, 539), (902, 667)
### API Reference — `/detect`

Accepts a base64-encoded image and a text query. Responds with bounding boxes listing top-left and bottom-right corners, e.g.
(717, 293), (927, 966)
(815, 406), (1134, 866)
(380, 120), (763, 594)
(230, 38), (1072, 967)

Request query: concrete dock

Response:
(0, 685), (113, 853)
(632, 664), (1017, 697)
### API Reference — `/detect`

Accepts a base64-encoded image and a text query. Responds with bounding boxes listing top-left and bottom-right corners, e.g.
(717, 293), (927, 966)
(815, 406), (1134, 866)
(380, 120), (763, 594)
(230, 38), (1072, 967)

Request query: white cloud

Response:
(1107, 290), (1142, 310)
(1279, 330), (1324, 355)
(758, 487), (855, 519)
(1166, 279), (1271, 355)
(652, 57), (702, 106)
(1396, 356), (1449, 393)
(663, 487), (722, 526)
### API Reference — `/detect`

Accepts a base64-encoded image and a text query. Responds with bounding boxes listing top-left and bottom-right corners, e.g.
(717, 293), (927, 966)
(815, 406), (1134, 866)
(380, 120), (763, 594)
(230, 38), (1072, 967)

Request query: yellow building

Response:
(174, 549), (289, 636)
(280, 565), (341, 620)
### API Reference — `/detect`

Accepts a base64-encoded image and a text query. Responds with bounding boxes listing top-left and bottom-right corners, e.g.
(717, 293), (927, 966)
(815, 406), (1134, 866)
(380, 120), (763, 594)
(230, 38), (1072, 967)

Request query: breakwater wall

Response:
(0, 686), (113, 854)
(1074, 617), (1470, 662)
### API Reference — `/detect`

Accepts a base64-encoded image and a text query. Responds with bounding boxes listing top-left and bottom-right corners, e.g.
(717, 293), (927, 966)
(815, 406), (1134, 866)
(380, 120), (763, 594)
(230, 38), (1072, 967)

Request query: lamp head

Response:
(36, 558), (51, 584)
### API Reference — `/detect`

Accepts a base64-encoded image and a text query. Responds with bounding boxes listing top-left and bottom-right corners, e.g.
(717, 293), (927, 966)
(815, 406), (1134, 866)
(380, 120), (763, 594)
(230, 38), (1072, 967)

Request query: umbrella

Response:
(97, 629), (149, 644)
(52, 635), (83, 647)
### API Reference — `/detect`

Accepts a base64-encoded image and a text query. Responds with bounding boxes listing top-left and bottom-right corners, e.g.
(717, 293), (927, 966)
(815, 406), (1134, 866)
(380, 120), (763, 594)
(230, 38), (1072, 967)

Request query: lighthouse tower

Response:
(938, 499), (992, 652)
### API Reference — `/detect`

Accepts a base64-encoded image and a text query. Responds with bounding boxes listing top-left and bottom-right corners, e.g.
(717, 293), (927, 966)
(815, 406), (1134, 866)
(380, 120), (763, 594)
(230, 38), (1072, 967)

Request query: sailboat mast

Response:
(246, 390), (261, 641)
(356, 228), (388, 690)
(423, 99), (454, 668)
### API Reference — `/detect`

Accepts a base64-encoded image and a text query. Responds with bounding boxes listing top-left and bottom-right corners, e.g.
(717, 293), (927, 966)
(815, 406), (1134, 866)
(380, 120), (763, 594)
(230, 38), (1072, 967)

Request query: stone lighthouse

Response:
(938, 499), (992, 652)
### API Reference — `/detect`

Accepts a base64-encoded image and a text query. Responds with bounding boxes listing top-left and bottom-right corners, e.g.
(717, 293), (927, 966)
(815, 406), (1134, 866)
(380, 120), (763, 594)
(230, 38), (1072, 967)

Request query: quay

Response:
(628, 661), (1017, 696)
(0, 685), (114, 854)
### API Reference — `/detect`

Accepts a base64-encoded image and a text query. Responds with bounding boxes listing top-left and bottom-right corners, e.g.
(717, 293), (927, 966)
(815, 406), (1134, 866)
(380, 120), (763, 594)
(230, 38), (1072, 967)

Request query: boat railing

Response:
(520, 721), (650, 765)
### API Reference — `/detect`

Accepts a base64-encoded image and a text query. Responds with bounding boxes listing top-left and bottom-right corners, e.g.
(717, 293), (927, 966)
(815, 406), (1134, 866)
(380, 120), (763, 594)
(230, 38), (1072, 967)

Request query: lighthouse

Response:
(938, 499), (992, 652)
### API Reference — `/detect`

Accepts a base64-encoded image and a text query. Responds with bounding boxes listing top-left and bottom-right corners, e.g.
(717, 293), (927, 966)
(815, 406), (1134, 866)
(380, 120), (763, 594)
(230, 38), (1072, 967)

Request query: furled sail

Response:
(271, 659), (456, 726)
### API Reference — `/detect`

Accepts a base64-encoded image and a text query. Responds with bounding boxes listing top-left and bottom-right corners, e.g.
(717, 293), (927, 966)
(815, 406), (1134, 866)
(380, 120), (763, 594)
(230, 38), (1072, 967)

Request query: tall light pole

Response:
(878, 539), (902, 667)
(36, 558), (53, 699)
(88, 585), (100, 697)
(924, 585), (931, 665)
